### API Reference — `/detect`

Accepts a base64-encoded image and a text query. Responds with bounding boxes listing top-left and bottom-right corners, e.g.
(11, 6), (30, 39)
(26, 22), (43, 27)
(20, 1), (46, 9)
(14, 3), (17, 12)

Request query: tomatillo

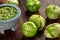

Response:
(29, 14), (46, 30)
(6, 0), (18, 6)
(26, 0), (41, 12)
(44, 23), (60, 38)
(45, 5), (60, 20)
(22, 21), (37, 37)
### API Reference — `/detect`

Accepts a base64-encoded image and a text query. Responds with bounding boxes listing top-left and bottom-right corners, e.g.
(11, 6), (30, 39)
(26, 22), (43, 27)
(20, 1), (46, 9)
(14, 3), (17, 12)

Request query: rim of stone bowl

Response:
(0, 4), (21, 23)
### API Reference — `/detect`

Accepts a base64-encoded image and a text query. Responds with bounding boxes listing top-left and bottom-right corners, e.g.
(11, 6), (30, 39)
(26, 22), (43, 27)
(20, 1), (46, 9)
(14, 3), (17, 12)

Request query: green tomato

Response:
(44, 23), (60, 38)
(22, 21), (37, 37)
(29, 14), (46, 30)
(26, 0), (41, 12)
(45, 5), (60, 20)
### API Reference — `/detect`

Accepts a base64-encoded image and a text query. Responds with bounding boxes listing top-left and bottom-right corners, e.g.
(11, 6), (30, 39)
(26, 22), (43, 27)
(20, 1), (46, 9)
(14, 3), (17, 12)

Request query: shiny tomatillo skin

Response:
(22, 21), (37, 37)
(26, 0), (41, 12)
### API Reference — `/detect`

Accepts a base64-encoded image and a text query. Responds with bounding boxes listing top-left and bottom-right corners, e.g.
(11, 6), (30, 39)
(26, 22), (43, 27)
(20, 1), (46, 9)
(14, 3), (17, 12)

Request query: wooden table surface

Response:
(0, 0), (60, 40)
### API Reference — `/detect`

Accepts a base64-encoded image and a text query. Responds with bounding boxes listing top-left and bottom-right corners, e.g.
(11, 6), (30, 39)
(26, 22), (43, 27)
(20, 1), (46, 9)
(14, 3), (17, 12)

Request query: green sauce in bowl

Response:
(0, 6), (17, 20)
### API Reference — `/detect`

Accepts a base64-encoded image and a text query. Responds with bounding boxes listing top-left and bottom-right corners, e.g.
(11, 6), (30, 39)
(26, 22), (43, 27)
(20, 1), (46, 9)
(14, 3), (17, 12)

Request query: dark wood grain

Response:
(0, 0), (60, 40)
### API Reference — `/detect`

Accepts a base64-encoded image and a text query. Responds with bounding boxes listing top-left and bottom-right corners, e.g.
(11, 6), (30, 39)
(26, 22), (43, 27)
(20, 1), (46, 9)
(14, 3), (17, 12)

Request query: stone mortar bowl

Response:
(0, 4), (21, 34)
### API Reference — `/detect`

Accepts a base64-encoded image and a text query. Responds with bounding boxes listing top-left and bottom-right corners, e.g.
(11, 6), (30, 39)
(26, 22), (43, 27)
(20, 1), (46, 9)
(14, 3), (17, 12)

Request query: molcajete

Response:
(0, 4), (21, 34)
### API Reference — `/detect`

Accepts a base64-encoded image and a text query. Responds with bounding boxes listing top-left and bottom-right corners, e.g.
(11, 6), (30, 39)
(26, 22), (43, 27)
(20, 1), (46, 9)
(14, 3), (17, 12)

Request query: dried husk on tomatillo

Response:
(44, 23), (60, 38)
(45, 5), (60, 20)
(29, 14), (46, 30)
